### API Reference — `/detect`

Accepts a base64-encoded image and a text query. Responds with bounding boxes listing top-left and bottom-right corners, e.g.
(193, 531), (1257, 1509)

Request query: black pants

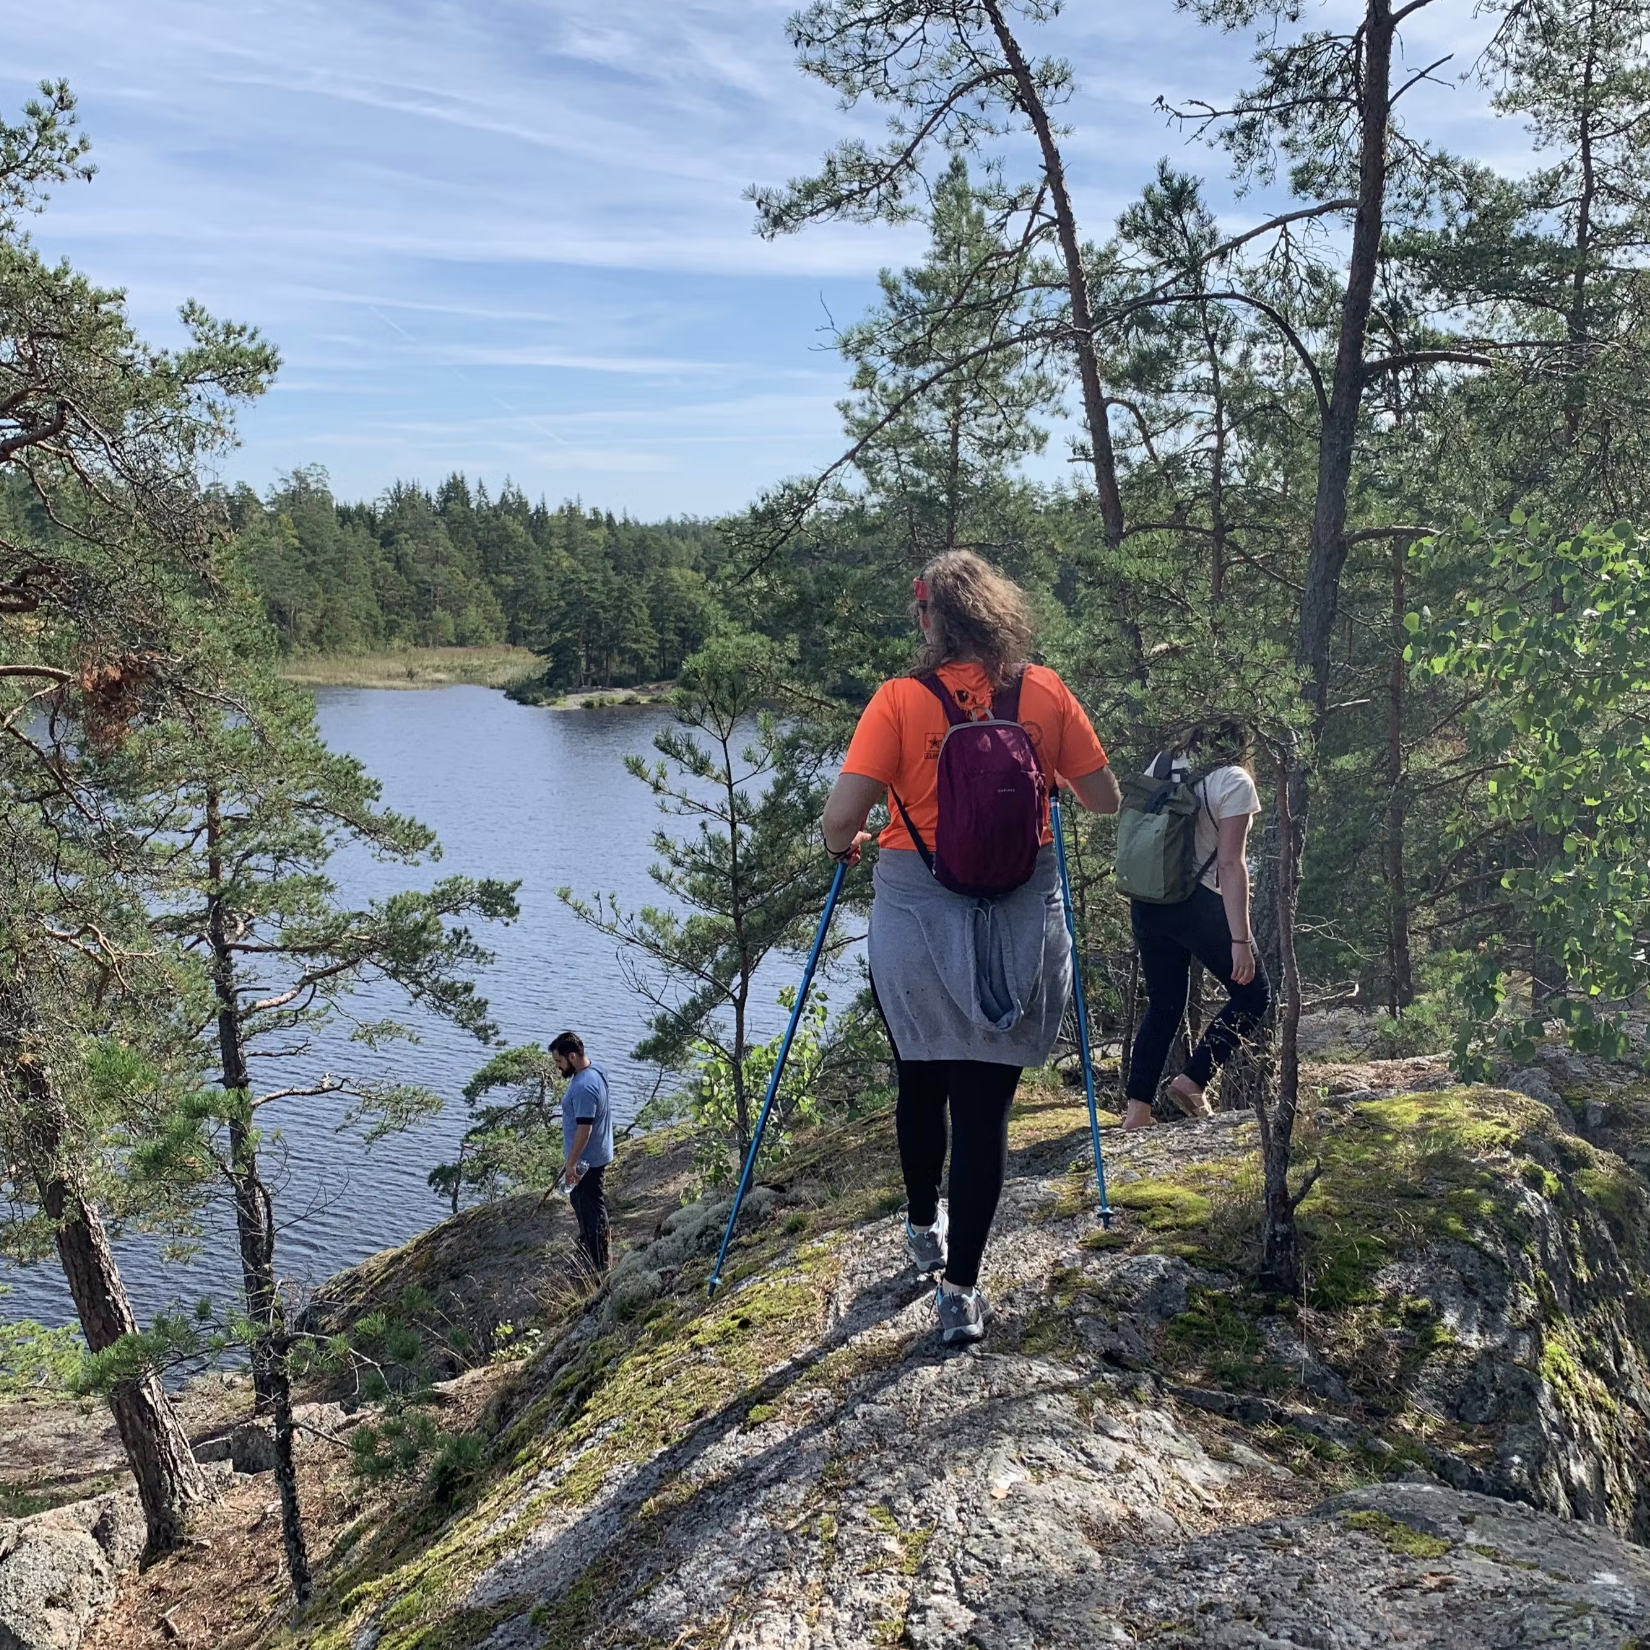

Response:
(894, 1058), (1019, 1291)
(570, 1163), (610, 1273)
(1126, 885), (1271, 1104)
(869, 974), (1019, 1290)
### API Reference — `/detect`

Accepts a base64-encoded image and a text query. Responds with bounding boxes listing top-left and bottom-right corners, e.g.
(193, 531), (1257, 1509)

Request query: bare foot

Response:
(1122, 1099), (1156, 1131)
(1168, 1075), (1213, 1118)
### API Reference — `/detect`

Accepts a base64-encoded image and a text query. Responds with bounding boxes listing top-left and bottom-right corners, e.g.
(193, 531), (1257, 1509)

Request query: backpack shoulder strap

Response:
(888, 786), (935, 875)
(1190, 765), (1222, 888)
(989, 665), (1027, 723)
(916, 670), (970, 728)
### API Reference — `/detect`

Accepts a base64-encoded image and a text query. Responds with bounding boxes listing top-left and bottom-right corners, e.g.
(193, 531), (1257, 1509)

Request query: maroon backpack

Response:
(891, 668), (1048, 899)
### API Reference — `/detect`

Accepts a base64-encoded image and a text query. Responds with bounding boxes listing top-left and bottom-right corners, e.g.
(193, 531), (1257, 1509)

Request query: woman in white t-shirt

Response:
(1122, 719), (1271, 1130)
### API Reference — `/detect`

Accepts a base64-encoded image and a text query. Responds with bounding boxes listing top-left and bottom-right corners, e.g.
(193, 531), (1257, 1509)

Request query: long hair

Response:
(1170, 717), (1254, 772)
(911, 550), (1035, 687)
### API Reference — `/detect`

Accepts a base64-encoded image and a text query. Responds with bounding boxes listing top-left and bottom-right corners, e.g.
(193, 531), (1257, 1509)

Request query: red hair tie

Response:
(913, 577), (929, 603)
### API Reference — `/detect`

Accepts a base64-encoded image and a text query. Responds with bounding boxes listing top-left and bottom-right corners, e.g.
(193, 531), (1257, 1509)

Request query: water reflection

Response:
(3, 687), (815, 1326)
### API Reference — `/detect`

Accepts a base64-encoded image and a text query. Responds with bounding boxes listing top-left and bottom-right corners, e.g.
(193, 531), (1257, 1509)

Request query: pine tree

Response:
(562, 636), (839, 1166)
(0, 80), (277, 1553)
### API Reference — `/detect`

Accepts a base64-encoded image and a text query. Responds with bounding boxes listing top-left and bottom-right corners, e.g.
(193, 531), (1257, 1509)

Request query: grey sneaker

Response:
(935, 1285), (989, 1346)
(905, 1206), (948, 1276)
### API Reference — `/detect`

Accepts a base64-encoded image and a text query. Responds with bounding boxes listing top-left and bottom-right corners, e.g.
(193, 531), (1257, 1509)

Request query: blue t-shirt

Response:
(561, 1063), (614, 1170)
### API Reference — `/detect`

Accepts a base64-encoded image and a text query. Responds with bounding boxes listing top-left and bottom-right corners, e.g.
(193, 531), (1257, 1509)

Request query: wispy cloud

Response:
(0, 0), (1539, 515)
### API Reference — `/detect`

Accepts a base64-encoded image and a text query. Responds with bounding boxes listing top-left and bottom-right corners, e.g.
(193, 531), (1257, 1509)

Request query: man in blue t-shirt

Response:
(551, 1029), (614, 1274)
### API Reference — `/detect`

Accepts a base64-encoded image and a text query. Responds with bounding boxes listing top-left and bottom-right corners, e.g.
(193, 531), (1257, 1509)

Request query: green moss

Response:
(1111, 1178), (1213, 1231)
(864, 1504), (933, 1582)
(1341, 1508), (1452, 1559)
(1286, 1088), (1565, 1309)
(527, 1569), (604, 1649)
(550, 1271), (826, 1505)
(1019, 1308), (1081, 1358)
(1035, 1170), (1094, 1222)
(1261, 1421), (1350, 1465)
(1518, 1160), (1561, 1198)
(1575, 1165), (1639, 1238)
(1539, 1329), (1618, 1420)
(1078, 1225), (1132, 1251)
(1164, 1288), (1290, 1391)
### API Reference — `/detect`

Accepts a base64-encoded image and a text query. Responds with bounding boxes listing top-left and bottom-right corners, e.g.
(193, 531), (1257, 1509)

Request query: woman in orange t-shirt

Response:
(822, 551), (1120, 1346)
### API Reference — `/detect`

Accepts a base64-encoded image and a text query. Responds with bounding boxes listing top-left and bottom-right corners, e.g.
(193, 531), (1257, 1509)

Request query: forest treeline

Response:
(227, 470), (719, 687)
(6, 0), (1650, 1615)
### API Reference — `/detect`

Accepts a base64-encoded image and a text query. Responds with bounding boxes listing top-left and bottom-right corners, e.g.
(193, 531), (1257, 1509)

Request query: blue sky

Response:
(2, 2), (1526, 518)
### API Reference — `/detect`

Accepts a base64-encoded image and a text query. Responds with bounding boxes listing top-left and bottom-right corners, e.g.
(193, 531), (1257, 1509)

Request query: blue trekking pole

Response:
(708, 859), (849, 1297)
(1051, 792), (1113, 1226)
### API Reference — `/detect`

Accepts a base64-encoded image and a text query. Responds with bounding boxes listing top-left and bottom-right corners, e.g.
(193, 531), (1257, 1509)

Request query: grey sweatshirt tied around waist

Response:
(867, 845), (1072, 1067)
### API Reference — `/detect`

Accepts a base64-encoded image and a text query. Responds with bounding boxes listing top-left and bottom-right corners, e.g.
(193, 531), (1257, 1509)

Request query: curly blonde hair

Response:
(912, 550), (1035, 687)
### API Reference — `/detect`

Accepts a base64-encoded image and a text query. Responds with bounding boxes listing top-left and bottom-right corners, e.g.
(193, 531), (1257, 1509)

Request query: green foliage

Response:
(1370, 994), (1461, 1061)
(232, 469), (719, 686)
(563, 634), (841, 1168)
(0, 1290), (84, 1398)
(1410, 517), (1650, 1069)
(648, 991), (830, 1187)
(429, 1045), (564, 1210)
(0, 68), (280, 1314)
(69, 1296), (246, 1397)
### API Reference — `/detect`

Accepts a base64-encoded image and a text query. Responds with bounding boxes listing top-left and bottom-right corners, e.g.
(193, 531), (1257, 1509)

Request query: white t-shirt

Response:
(1148, 758), (1262, 892)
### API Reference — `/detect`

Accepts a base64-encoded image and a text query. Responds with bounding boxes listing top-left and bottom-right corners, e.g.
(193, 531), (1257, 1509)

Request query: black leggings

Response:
(894, 1058), (1019, 1289)
(1126, 885), (1271, 1104)
(870, 976), (1019, 1289)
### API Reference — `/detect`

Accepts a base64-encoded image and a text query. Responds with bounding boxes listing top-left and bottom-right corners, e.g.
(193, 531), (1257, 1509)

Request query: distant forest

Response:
(226, 468), (720, 687)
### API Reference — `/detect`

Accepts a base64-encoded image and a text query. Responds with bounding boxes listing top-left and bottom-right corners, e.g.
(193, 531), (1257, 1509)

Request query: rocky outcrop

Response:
(1307, 1084), (1650, 1538)
(1080, 1480), (1650, 1648)
(0, 1491), (143, 1650)
(294, 1076), (1650, 1650)
(304, 1193), (574, 1381)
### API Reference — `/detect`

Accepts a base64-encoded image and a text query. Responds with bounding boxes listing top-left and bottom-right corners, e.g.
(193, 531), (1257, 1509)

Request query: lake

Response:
(3, 686), (821, 1329)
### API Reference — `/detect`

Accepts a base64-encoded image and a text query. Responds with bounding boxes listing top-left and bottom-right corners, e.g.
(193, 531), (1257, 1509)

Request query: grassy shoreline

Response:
(278, 648), (675, 709)
(279, 646), (540, 691)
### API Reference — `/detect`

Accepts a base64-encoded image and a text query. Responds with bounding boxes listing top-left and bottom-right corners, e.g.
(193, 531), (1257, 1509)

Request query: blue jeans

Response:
(1127, 886), (1271, 1103)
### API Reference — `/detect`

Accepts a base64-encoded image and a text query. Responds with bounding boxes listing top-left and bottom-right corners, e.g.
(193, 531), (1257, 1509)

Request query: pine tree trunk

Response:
(206, 791), (279, 1409)
(267, 1327), (314, 1609)
(47, 1183), (213, 1553)
(1251, 0), (1398, 1269)
(229, 1116), (279, 1408)
(981, 0), (1147, 682)
(1257, 745), (1312, 1299)
(1118, 953), (1139, 1098)
(1385, 538), (1415, 1012)
(984, 0), (1123, 550)
(1295, 0), (1397, 719)
(6, 1033), (211, 1555)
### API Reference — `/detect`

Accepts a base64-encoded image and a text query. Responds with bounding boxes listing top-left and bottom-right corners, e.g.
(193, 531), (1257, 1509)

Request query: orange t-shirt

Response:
(842, 662), (1108, 853)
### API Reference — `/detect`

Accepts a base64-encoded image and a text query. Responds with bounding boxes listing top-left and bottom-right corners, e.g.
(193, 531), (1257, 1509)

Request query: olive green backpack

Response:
(1114, 754), (1217, 904)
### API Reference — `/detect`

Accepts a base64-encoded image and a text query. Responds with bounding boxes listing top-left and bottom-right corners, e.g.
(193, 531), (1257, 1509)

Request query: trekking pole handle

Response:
(707, 860), (849, 1297)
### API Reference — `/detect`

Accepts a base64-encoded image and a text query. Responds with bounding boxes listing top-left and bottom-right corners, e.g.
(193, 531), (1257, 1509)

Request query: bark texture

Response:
(6, 1039), (210, 1556)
